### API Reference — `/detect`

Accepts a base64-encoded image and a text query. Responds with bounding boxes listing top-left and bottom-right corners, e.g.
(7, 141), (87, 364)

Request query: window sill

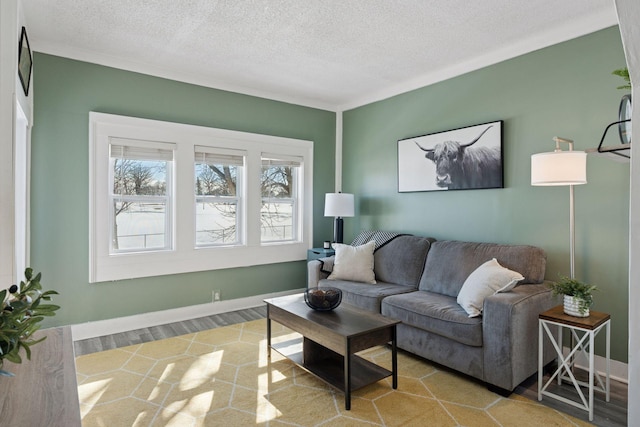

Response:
(90, 242), (309, 283)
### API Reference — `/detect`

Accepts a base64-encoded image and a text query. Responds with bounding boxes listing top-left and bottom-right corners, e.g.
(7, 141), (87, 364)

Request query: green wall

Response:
(32, 27), (630, 363)
(343, 27), (629, 362)
(31, 53), (336, 327)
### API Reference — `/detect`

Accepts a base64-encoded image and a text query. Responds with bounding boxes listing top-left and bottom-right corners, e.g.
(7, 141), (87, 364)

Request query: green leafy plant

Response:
(548, 276), (597, 315)
(612, 67), (631, 90)
(0, 268), (59, 376)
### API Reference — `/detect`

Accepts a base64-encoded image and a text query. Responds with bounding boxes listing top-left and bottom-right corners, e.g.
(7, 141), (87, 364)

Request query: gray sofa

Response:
(307, 234), (558, 392)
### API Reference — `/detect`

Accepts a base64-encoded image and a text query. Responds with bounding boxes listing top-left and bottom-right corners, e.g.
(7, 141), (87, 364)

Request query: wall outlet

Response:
(212, 290), (221, 302)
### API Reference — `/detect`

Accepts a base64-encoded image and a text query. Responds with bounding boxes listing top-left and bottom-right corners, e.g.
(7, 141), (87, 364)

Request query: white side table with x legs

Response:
(538, 305), (610, 421)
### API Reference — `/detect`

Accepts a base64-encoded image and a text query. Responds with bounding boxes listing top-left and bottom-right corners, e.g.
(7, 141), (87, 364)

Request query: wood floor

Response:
(516, 367), (628, 427)
(73, 306), (628, 427)
(73, 306), (267, 356)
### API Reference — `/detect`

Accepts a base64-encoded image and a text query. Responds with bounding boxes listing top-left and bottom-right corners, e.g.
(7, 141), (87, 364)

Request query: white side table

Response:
(538, 305), (610, 421)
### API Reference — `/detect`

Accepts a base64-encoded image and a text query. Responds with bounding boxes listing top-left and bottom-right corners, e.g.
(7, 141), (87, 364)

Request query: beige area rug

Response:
(76, 319), (593, 427)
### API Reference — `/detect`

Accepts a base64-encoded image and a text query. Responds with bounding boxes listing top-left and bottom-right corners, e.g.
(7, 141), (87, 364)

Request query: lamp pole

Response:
(553, 136), (577, 280)
(569, 183), (575, 279)
(334, 216), (344, 244)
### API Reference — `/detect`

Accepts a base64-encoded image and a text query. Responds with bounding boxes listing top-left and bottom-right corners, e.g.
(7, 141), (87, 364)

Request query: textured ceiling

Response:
(22, 0), (618, 110)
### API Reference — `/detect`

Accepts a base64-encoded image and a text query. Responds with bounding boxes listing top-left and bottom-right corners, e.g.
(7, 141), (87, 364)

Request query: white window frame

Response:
(89, 112), (313, 283)
(109, 138), (175, 254)
(194, 146), (245, 248)
(260, 153), (303, 244)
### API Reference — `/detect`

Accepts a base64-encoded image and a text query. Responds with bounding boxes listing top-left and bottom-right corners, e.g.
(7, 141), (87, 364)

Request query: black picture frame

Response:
(397, 120), (504, 192)
(18, 26), (32, 96)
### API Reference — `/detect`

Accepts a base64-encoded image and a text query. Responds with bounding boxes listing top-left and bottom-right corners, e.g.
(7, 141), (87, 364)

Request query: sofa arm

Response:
(482, 282), (560, 391)
(307, 256), (334, 288)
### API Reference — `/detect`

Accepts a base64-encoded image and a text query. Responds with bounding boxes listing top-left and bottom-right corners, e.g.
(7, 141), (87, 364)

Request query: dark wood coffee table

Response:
(265, 293), (399, 410)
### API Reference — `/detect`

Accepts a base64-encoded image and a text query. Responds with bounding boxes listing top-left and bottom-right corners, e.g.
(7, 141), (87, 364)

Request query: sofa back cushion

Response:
(374, 235), (435, 287)
(418, 240), (547, 297)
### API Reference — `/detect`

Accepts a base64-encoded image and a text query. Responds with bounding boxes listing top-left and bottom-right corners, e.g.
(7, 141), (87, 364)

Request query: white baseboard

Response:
(70, 288), (305, 341)
(563, 346), (628, 384)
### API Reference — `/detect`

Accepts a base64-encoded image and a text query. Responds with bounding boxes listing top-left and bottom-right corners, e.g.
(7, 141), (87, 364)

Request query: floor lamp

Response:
(531, 137), (587, 279)
(324, 193), (354, 244)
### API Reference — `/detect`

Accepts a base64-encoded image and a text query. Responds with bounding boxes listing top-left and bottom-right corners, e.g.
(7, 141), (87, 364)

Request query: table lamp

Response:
(324, 193), (354, 244)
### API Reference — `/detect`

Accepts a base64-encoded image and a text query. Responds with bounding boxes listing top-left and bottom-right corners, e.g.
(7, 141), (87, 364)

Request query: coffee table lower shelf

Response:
(271, 337), (392, 392)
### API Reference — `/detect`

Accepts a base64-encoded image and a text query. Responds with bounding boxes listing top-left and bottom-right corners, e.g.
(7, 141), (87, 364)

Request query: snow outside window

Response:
(261, 154), (302, 243)
(194, 146), (245, 247)
(89, 112), (313, 283)
(109, 139), (175, 253)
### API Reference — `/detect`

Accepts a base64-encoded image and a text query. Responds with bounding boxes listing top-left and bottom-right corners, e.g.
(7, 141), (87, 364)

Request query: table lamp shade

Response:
(531, 151), (587, 186)
(324, 193), (354, 217)
(324, 193), (354, 244)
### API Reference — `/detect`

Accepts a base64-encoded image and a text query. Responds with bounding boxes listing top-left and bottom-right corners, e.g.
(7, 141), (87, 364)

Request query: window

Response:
(194, 147), (244, 247)
(261, 154), (301, 243)
(110, 139), (174, 253)
(89, 113), (313, 283)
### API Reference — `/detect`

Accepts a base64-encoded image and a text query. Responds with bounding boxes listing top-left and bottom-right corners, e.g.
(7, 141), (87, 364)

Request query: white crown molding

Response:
(339, 10), (619, 111)
(33, 42), (337, 112)
(70, 288), (305, 341)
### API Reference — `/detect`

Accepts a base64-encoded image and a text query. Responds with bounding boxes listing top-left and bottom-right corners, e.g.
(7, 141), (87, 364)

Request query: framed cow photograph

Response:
(397, 120), (503, 192)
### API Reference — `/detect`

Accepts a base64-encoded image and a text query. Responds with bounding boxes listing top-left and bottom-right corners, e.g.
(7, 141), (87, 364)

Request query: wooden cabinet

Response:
(0, 327), (81, 426)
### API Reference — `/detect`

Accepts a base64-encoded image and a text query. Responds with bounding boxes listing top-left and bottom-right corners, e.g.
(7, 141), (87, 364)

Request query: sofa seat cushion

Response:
(382, 291), (483, 347)
(318, 279), (416, 313)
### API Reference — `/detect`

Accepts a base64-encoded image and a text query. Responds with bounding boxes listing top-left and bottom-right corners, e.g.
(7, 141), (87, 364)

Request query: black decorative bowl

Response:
(304, 287), (342, 311)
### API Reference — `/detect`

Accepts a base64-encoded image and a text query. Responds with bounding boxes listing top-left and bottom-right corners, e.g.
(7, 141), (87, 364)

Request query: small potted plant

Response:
(0, 268), (59, 376)
(548, 276), (597, 318)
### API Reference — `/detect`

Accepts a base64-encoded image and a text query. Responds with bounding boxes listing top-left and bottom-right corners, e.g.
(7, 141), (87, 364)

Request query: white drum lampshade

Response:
(324, 193), (354, 244)
(531, 151), (587, 186)
(324, 193), (355, 217)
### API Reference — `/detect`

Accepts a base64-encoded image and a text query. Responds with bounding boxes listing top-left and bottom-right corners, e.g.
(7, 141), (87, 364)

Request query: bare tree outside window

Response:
(194, 157), (298, 244)
(261, 165), (292, 197)
(91, 113), (313, 283)
(196, 163), (236, 196)
(261, 159), (298, 242)
(195, 162), (239, 246)
(111, 156), (169, 252)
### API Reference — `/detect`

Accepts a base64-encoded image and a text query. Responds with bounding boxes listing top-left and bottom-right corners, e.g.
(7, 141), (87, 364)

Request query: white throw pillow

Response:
(457, 258), (524, 317)
(328, 241), (376, 284)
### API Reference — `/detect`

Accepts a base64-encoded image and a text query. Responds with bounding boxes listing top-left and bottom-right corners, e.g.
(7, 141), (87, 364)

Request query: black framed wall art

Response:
(397, 120), (504, 192)
(18, 26), (32, 96)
